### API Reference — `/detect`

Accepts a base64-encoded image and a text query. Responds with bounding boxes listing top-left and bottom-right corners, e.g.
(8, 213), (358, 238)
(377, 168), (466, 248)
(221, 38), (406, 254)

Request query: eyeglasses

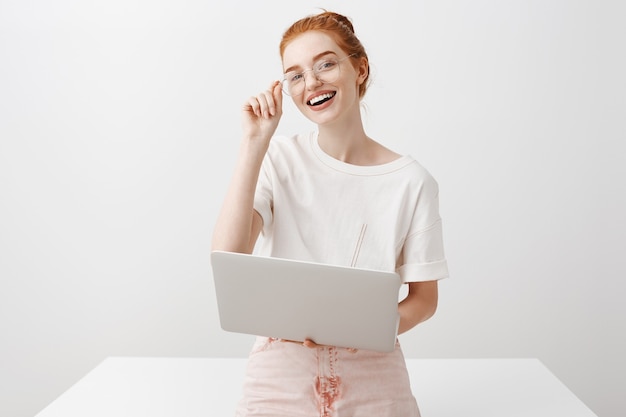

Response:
(281, 54), (355, 97)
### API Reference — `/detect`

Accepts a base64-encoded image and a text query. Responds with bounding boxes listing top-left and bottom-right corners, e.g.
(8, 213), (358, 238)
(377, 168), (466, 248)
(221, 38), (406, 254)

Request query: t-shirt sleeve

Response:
(397, 174), (449, 283)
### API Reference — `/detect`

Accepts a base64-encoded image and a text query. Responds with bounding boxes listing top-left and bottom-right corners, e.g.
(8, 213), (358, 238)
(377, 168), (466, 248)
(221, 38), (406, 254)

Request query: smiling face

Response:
(282, 31), (368, 126)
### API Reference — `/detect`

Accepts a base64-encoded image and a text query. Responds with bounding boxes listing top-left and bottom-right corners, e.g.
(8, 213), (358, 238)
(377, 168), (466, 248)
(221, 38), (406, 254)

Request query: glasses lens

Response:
(314, 59), (341, 84)
(281, 56), (347, 96)
(282, 72), (302, 96)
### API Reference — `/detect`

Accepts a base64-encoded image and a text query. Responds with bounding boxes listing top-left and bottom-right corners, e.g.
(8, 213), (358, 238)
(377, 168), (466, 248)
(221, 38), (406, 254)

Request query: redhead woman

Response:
(212, 10), (448, 417)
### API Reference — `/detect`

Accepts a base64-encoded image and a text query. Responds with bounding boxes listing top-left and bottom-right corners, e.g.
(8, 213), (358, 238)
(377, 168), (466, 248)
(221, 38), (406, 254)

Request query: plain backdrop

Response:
(1, 1), (624, 416)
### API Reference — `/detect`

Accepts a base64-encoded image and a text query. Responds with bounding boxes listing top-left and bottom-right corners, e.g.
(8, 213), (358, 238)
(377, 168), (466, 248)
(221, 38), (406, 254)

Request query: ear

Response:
(356, 57), (369, 85)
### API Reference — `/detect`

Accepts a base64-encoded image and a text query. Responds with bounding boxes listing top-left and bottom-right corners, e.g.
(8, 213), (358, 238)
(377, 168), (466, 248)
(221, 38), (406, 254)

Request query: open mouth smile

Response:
(307, 92), (336, 106)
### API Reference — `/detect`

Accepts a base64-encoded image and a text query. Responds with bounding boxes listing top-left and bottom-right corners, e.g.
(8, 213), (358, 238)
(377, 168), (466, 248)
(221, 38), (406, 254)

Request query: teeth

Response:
(308, 93), (335, 105)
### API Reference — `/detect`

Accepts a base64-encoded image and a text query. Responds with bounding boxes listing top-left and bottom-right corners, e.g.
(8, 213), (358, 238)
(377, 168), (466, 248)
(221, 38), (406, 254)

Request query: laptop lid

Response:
(210, 250), (402, 352)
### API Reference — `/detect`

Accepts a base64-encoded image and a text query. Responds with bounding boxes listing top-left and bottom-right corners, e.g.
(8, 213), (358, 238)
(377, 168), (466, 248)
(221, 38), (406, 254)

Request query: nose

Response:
(303, 70), (322, 90)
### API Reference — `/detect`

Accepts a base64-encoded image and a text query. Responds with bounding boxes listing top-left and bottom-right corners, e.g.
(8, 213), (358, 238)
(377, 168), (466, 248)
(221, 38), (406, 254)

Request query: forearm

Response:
(211, 140), (267, 253)
(397, 280), (438, 334)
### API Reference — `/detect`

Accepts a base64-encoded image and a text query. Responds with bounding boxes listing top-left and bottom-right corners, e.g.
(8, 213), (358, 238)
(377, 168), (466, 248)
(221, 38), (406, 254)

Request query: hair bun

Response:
(319, 10), (355, 34)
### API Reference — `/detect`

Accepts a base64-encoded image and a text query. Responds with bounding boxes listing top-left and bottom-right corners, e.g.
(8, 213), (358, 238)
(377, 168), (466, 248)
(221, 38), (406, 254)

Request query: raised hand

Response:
(242, 81), (283, 145)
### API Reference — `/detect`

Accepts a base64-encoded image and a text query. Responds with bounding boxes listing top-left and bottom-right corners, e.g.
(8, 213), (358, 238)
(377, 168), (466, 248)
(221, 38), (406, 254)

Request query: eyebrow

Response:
(283, 50), (338, 74)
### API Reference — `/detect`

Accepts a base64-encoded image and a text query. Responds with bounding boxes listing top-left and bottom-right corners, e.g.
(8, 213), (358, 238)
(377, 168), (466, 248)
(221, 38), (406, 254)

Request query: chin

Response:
(304, 114), (336, 127)
(302, 107), (341, 125)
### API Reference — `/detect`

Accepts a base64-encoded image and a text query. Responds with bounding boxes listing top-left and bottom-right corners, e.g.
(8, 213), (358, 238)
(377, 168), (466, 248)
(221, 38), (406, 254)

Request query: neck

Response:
(316, 109), (401, 166)
(317, 107), (370, 164)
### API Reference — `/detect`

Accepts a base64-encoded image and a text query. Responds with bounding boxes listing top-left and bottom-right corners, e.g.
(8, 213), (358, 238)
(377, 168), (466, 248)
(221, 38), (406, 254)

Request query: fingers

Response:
(303, 339), (319, 348)
(277, 338), (318, 348)
(302, 340), (358, 352)
(245, 81), (282, 119)
(278, 338), (319, 348)
(278, 339), (301, 344)
(272, 80), (283, 109)
(244, 93), (272, 119)
(278, 338), (357, 352)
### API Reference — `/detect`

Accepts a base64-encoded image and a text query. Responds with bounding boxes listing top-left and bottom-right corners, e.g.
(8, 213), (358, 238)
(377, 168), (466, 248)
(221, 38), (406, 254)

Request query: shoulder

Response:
(262, 131), (315, 173)
(399, 157), (440, 196)
(398, 156), (437, 183)
(266, 131), (312, 156)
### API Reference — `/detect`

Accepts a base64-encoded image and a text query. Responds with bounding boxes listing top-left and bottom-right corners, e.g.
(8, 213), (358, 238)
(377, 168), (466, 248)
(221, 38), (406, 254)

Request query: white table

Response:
(35, 357), (597, 417)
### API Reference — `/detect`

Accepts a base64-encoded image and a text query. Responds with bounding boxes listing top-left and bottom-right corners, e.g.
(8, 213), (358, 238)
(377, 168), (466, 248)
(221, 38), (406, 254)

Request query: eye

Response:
(316, 60), (338, 72)
(286, 72), (303, 83)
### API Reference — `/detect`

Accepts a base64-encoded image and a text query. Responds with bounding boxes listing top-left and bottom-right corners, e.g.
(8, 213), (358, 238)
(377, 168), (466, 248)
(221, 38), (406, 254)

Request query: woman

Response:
(212, 10), (448, 417)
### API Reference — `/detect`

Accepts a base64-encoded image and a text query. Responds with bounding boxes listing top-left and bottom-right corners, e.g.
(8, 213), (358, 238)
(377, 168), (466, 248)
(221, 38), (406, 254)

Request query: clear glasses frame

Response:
(281, 54), (356, 97)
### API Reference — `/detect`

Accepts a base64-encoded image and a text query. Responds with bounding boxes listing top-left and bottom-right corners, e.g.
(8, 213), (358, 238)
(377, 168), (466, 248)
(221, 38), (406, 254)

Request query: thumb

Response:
(272, 80), (283, 110)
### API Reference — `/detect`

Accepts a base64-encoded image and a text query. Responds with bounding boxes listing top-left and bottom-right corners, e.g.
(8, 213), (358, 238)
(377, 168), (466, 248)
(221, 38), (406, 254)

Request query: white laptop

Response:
(210, 250), (402, 352)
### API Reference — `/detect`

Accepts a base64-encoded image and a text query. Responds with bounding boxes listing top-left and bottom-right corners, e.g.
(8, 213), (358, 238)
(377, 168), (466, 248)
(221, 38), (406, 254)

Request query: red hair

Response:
(279, 11), (370, 98)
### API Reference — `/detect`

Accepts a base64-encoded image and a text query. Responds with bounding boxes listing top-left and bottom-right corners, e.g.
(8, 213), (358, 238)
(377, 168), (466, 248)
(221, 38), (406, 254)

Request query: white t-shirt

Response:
(253, 131), (448, 283)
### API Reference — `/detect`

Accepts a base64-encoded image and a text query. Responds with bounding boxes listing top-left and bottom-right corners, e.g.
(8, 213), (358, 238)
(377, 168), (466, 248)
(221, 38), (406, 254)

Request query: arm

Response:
(397, 280), (438, 334)
(211, 81), (283, 254)
(211, 147), (265, 254)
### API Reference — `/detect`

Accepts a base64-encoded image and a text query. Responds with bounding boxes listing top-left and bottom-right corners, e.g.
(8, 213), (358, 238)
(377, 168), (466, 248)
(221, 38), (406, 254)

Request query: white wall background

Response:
(1, 1), (624, 416)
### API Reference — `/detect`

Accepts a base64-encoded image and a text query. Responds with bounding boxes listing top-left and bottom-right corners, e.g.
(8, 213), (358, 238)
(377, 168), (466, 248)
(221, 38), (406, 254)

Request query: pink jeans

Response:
(235, 337), (420, 417)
